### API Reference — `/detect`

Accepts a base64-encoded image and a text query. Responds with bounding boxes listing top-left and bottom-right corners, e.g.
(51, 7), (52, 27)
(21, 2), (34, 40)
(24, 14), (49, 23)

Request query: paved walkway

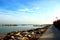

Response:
(39, 25), (60, 40)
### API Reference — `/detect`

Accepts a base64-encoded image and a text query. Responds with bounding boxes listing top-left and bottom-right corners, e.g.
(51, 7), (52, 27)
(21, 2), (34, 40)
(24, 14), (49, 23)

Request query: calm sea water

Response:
(0, 25), (42, 34)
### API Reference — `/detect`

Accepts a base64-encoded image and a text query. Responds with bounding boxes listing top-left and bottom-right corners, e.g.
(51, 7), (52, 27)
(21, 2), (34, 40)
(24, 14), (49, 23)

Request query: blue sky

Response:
(0, 0), (60, 24)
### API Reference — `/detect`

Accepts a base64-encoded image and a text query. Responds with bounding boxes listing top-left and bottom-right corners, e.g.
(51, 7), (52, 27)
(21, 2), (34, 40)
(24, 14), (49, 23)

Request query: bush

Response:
(53, 19), (60, 30)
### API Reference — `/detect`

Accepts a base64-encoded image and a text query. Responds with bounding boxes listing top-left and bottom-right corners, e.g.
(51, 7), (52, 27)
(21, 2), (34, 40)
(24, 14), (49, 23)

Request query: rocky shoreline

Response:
(0, 25), (51, 40)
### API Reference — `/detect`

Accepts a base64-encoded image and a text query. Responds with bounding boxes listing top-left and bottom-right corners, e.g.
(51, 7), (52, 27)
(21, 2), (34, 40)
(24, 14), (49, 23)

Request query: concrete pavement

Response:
(39, 25), (60, 40)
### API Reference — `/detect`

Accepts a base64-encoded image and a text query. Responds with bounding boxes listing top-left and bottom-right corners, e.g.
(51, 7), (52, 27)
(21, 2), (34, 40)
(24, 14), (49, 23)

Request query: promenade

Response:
(39, 25), (60, 40)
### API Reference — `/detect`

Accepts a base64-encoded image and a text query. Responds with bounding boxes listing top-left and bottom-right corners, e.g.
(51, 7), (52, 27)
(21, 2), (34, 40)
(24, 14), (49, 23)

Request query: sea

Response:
(0, 25), (44, 35)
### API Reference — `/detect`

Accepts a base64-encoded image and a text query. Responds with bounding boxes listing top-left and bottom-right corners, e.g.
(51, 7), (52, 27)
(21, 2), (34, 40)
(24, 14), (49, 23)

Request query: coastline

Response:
(0, 25), (51, 40)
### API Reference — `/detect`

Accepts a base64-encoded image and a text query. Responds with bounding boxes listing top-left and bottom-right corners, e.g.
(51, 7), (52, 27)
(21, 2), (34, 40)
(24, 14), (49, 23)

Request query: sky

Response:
(0, 0), (60, 24)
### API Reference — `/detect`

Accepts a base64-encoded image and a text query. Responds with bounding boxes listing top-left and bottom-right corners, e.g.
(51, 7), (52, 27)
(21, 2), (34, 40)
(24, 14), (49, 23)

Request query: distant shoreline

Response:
(0, 24), (51, 26)
(0, 24), (18, 26)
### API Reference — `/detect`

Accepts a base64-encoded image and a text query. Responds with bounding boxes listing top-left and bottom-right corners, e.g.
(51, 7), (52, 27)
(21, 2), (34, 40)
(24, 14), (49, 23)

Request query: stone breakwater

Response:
(0, 25), (50, 40)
